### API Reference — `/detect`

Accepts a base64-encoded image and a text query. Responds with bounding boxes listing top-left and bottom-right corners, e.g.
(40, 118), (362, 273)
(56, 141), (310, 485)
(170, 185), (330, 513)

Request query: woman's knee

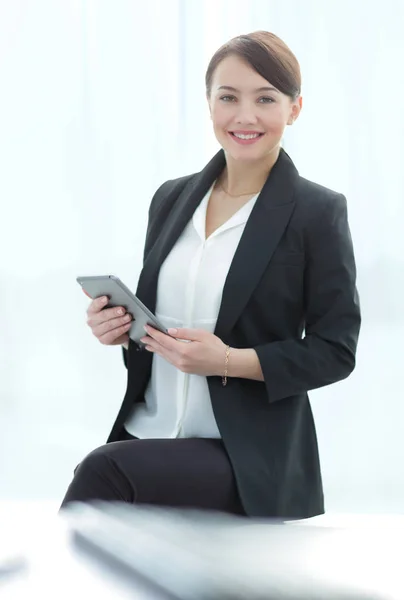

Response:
(73, 443), (111, 476)
(61, 442), (133, 508)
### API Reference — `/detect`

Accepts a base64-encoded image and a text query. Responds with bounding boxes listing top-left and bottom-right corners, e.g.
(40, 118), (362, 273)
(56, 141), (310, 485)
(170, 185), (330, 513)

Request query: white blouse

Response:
(124, 183), (259, 439)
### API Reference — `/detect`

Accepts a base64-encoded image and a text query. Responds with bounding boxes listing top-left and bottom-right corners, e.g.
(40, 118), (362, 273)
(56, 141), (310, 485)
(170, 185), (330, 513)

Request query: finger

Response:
(93, 313), (132, 338)
(87, 295), (109, 316)
(166, 327), (206, 342)
(98, 320), (133, 345)
(143, 326), (180, 350)
(140, 336), (160, 351)
(87, 306), (130, 327)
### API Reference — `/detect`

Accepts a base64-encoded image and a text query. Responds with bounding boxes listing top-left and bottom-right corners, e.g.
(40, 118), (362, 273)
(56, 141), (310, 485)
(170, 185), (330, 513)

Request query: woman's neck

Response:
(220, 147), (280, 196)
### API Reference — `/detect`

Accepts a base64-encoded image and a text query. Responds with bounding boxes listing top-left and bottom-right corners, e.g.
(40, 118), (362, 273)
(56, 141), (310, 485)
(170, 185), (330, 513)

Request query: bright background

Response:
(1, 0), (403, 513)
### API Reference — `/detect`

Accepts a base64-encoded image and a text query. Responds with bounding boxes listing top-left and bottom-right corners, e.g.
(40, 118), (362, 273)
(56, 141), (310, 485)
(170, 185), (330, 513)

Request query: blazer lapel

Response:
(137, 147), (299, 340)
(136, 150), (226, 311)
(214, 149), (299, 341)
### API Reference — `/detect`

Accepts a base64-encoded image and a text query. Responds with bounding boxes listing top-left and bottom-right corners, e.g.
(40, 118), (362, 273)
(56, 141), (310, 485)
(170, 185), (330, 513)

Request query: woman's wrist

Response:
(226, 347), (264, 381)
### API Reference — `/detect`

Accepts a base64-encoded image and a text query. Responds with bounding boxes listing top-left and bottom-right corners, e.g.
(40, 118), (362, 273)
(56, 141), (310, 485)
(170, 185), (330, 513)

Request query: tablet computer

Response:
(76, 275), (168, 346)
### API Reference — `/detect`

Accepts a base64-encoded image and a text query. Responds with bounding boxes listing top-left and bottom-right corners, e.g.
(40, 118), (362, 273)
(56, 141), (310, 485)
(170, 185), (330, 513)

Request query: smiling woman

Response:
(61, 31), (361, 521)
(204, 32), (302, 208)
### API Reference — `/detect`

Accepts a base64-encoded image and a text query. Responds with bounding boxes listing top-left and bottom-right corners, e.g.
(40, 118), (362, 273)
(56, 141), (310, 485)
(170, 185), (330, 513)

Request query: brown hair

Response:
(205, 31), (301, 100)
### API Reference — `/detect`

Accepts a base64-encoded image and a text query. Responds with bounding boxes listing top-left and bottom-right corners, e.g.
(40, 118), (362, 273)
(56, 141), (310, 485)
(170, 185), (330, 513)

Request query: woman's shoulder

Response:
(296, 175), (344, 203)
(294, 175), (347, 224)
(281, 149), (344, 207)
(149, 173), (195, 216)
(158, 173), (195, 195)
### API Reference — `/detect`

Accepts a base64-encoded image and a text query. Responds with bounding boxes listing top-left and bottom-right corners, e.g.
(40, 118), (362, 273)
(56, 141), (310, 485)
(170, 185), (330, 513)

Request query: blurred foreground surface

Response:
(1, 501), (404, 599)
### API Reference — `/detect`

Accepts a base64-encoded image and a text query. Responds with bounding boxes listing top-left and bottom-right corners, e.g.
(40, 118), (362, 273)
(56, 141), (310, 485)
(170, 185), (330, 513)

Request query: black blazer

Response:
(107, 148), (361, 519)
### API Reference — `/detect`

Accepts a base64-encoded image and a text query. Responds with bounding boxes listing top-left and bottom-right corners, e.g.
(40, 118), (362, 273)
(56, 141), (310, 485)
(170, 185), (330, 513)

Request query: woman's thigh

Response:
(61, 438), (244, 515)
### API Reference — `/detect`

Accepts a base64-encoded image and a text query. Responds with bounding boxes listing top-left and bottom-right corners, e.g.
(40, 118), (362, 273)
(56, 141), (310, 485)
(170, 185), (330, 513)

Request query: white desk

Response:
(1, 501), (404, 599)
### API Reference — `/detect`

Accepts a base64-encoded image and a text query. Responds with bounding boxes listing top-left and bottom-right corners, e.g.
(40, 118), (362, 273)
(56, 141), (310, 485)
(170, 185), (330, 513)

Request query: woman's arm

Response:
(133, 191), (360, 396)
(242, 193), (361, 399)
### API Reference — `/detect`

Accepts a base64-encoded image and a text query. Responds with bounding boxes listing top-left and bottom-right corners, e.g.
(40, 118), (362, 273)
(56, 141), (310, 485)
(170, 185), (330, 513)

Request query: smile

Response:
(229, 131), (265, 145)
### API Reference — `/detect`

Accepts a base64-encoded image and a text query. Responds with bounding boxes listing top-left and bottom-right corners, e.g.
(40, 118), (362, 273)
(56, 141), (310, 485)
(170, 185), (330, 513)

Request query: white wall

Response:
(0, 0), (403, 513)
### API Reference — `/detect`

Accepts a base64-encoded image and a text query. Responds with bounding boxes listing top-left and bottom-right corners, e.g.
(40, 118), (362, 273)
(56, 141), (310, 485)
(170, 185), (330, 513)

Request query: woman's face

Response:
(207, 55), (302, 163)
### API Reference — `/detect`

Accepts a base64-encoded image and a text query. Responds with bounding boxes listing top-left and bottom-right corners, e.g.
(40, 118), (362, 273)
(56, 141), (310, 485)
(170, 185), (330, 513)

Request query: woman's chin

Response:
(222, 141), (281, 164)
(224, 148), (269, 164)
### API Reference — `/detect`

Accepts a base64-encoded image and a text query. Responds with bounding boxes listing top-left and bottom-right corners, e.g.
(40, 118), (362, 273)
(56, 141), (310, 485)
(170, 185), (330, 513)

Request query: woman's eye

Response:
(219, 95), (274, 104)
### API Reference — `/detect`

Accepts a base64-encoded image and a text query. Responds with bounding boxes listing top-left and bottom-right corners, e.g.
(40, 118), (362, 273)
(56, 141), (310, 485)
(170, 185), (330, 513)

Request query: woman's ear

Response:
(288, 95), (302, 125)
(207, 95), (213, 120)
(294, 95), (303, 119)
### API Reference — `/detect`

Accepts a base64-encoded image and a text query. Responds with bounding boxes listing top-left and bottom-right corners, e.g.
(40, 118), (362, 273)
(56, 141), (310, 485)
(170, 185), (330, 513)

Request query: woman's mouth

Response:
(229, 131), (265, 145)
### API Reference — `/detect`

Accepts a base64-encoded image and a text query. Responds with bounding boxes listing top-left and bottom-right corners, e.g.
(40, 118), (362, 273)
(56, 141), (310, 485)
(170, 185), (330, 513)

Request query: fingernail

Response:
(168, 328), (178, 335)
(117, 308), (124, 315)
(143, 325), (149, 332)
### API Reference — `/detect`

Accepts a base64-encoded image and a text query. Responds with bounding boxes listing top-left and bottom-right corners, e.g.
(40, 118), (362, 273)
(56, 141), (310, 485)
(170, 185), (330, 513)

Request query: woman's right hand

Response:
(86, 296), (133, 347)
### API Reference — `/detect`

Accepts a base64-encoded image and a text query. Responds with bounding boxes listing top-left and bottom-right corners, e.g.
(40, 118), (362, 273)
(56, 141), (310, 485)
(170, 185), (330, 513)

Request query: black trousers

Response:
(60, 429), (245, 515)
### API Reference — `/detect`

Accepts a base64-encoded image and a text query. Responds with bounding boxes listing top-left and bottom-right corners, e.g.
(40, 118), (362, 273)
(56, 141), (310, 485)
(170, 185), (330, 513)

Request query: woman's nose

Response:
(234, 104), (258, 125)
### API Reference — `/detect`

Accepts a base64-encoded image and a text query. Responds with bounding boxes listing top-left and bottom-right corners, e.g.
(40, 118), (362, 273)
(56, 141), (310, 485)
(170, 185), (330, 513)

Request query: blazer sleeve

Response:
(121, 176), (192, 369)
(121, 181), (169, 369)
(254, 193), (361, 402)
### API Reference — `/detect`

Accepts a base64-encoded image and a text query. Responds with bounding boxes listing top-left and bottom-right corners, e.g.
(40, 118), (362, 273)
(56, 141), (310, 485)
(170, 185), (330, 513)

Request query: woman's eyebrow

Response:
(217, 85), (279, 93)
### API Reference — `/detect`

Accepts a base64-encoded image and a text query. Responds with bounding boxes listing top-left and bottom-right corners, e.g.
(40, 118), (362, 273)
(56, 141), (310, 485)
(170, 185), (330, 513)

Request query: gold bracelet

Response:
(222, 345), (231, 387)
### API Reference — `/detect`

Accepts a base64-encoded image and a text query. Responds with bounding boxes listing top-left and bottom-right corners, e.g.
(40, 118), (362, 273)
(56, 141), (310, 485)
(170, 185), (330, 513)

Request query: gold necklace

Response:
(218, 183), (261, 197)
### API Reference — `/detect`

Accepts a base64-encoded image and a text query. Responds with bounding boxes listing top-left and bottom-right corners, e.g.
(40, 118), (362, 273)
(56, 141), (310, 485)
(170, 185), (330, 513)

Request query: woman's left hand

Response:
(140, 325), (228, 376)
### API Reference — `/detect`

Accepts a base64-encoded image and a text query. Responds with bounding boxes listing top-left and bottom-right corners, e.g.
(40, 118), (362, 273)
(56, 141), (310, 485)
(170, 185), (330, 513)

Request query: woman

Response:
(61, 31), (361, 519)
